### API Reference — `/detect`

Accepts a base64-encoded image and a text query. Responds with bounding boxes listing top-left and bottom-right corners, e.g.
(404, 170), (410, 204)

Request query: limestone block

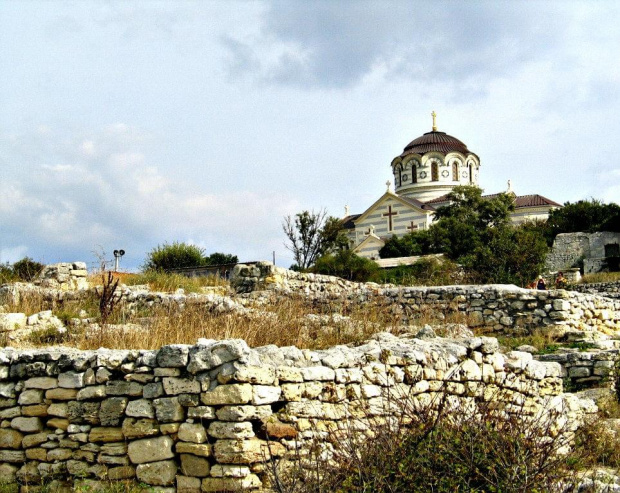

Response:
(22, 404), (49, 416)
(100, 442), (128, 456)
(89, 427), (124, 443)
(252, 385), (281, 405)
(0, 383), (15, 398)
(24, 377), (58, 389)
(22, 432), (48, 448)
(201, 474), (262, 491)
(210, 464), (251, 478)
(178, 423), (207, 443)
(208, 421), (254, 439)
(176, 442), (211, 457)
(100, 397), (128, 426)
(47, 448), (73, 461)
(187, 406), (216, 419)
(262, 419), (297, 439)
(187, 340), (252, 373)
(552, 299), (571, 312)
(300, 367), (336, 381)
(177, 475), (201, 493)
(25, 448), (47, 461)
(460, 360), (482, 381)
(0, 313), (27, 332)
(0, 450), (25, 463)
(143, 382), (164, 399)
(180, 454), (210, 477)
(105, 381), (143, 396)
(568, 366), (591, 378)
(156, 344), (190, 367)
(162, 377), (201, 395)
(234, 365), (276, 385)
(0, 463), (18, 483)
(11, 417), (43, 432)
(67, 401), (100, 424)
(136, 459), (177, 486)
(107, 465), (135, 480)
(18, 389), (44, 405)
(213, 438), (285, 464)
(126, 399), (155, 418)
(122, 418), (159, 438)
(0, 429), (23, 449)
(58, 372), (85, 389)
(76, 385), (106, 400)
(128, 435), (174, 464)
(215, 405), (273, 422)
(201, 384), (253, 406)
(161, 422), (180, 434)
(154, 368), (181, 377)
(153, 397), (185, 422)
(46, 388), (78, 400)
(281, 383), (303, 401)
(276, 366), (304, 382)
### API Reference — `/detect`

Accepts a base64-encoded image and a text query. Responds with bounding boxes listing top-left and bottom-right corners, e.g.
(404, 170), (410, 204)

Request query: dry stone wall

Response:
(231, 263), (620, 336)
(0, 334), (596, 491)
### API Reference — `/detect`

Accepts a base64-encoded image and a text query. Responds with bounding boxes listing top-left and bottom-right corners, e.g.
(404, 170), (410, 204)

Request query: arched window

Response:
(469, 163), (473, 183)
(431, 160), (439, 181)
(452, 161), (458, 181)
(412, 162), (418, 183)
(395, 165), (401, 187)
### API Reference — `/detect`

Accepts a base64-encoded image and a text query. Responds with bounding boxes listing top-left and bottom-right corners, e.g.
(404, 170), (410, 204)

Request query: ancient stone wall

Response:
(231, 263), (620, 336)
(0, 335), (595, 491)
(574, 281), (620, 299)
(35, 263), (89, 291)
(546, 232), (620, 274)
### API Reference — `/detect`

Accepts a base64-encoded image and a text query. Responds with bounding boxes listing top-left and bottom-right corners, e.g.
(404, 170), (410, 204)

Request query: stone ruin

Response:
(0, 261), (617, 490)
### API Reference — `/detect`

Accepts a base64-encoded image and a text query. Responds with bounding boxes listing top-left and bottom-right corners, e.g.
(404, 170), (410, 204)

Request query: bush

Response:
(370, 257), (463, 286)
(312, 250), (379, 282)
(142, 242), (207, 271)
(272, 392), (583, 493)
(11, 257), (44, 281)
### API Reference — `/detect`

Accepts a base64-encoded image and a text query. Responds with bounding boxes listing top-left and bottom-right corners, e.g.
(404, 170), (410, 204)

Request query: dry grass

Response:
(87, 270), (228, 293)
(580, 271), (620, 284)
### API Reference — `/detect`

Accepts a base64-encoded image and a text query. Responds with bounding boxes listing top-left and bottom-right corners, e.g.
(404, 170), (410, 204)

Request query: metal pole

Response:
(272, 251), (275, 265)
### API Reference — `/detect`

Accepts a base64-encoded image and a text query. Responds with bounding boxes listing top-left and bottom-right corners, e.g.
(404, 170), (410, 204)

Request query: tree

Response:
(143, 242), (207, 271)
(547, 199), (620, 241)
(8, 257), (44, 282)
(283, 210), (347, 270)
(204, 252), (238, 265)
(379, 230), (434, 259)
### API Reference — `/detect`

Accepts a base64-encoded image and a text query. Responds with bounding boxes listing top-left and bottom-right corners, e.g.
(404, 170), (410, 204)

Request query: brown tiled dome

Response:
(400, 131), (471, 157)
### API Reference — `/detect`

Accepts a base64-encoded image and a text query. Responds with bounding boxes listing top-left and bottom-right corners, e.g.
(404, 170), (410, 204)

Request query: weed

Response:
(580, 272), (620, 284)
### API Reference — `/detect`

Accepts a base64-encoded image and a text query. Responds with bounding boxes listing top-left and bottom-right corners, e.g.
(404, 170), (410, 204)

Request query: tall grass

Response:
(580, 271), (620, 284)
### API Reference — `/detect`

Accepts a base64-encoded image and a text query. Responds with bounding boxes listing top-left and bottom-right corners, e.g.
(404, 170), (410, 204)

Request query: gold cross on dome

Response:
(431, 111), (437, 131)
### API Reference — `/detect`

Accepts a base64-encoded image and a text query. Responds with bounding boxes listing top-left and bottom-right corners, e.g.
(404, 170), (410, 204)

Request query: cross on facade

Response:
(383, 205), (398, 231)
(407, 221), (418, 232)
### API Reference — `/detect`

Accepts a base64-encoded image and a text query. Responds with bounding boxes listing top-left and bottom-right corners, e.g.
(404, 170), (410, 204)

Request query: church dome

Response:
(400, 130), (471, 157)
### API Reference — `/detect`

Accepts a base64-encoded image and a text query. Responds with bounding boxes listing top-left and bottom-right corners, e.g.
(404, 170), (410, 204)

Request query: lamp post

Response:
(113, 249), (125, 272)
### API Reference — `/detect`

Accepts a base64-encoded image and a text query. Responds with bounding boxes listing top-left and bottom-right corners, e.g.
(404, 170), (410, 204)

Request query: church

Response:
(343, 113), (561, 260)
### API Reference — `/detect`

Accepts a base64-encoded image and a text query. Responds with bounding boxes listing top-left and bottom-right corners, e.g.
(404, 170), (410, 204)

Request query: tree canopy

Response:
(380, 186), (548, 286)
(546, 199), (620, 241)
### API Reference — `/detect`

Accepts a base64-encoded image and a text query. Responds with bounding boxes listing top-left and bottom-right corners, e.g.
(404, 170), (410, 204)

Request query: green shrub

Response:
(313, 250), (379, 282)
(142, 242), (207, 271)
(11, 256), (44, 281)
(371, 257), (462, 286)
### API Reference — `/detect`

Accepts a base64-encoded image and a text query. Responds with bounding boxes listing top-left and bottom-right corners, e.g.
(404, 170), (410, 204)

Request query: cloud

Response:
(0, 125), (298, 269)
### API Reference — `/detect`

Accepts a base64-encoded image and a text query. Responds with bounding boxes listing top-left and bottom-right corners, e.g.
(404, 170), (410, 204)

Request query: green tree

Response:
(379, 230), (434, 259)
(547, 199), (620, 241)
(143, 242), (207, 271)
(11, 257), (44, 282)
(204, 252), (238, 265)
(313, 249), (379, 282)
(283, 209), (347, 270)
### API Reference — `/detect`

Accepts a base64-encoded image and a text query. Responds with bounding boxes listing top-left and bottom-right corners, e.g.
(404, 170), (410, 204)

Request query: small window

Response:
(452, 161), (458, 181)
(431, 161), (439, 181)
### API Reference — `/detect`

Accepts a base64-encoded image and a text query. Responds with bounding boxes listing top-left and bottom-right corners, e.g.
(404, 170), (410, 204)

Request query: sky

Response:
(1, 1), (619, 270)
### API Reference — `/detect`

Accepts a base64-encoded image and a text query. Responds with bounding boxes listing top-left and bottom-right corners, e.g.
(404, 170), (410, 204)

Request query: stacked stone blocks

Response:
(0, 335), (595, 491)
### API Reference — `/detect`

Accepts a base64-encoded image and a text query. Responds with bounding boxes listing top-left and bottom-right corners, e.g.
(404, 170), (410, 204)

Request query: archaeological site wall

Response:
(0, 335), (595, 491)
(231, 262), (620, 336)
